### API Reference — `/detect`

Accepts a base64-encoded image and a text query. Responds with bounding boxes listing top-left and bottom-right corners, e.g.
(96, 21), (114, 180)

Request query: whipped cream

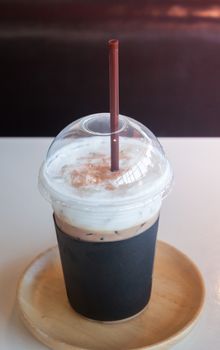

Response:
(39, 135), (172, 232)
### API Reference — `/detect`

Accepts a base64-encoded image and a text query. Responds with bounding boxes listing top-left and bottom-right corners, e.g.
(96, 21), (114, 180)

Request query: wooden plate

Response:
(17, 241), (205, 350)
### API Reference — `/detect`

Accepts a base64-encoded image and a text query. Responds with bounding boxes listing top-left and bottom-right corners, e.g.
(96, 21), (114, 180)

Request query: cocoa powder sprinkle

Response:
(62, 152), (129, 190)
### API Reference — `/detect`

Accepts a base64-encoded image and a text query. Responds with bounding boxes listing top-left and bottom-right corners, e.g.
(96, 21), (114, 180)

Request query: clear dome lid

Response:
(39, 113), (173, 208)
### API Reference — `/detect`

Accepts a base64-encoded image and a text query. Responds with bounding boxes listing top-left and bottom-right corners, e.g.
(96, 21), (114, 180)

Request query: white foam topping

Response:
(39, 136), (172, 231)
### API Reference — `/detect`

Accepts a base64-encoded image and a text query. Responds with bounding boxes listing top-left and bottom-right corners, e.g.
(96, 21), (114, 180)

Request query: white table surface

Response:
(0, 137), (220, 350)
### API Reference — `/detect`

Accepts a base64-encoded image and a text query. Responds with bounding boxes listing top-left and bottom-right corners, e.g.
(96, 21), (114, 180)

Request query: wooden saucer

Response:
(17, 241), (205, 350)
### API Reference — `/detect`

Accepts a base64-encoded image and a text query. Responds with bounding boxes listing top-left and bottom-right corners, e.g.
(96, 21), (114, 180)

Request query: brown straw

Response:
(108, 39), (119, 172)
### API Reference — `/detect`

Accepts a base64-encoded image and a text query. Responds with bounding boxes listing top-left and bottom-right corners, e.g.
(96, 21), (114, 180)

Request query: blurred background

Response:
(1, 0), (220, 136)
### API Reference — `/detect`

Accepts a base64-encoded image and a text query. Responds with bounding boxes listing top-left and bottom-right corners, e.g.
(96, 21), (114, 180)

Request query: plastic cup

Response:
(39, 113), (173, 322)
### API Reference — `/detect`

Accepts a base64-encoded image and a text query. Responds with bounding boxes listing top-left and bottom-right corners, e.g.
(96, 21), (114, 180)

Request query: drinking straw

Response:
(108, 39), (119, 172)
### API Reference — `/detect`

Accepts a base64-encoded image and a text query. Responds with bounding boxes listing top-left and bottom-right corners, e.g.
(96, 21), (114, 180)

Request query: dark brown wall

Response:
(1, 1), (220, 136)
